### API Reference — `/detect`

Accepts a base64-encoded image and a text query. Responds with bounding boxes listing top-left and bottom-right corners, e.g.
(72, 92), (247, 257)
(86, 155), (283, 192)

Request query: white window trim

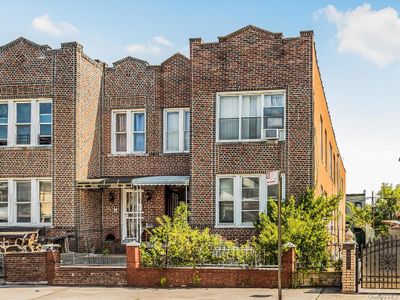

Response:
(111, 109), (146, 155)
(163, 108), (190, 153)
(0, 98), (52, 148)
(216, 90), (286, 143)
(38, 100), (53, 144)
(215, 174), (267, 228)
(0, 178), (52, 227)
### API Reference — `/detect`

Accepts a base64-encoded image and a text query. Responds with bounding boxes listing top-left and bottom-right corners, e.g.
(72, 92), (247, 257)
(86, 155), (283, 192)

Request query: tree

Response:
(253, 189), (341, 271)
(347, 183), (400, 236)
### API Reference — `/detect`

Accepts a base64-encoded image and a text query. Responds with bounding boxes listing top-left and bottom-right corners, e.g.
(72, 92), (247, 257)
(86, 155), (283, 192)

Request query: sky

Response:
(0, 0), (399, 195)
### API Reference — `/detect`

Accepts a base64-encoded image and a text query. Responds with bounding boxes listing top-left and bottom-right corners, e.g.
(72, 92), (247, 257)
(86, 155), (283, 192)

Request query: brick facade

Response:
(4, 252), (48, 283)
(0, 25), (346, 251)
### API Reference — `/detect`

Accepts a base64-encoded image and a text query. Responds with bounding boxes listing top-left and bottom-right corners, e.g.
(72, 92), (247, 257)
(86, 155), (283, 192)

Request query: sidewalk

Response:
(0, 286), (398, 300)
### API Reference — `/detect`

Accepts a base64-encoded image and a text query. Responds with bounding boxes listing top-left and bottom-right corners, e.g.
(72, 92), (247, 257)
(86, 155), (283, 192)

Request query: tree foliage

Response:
(347, 183), (400, 236)
(253, 189), (341, 271)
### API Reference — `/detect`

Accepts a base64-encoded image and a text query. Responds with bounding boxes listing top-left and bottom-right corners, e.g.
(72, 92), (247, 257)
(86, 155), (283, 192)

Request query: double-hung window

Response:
(0, 104), (8, 146)
(39, 102), (52, 145)
(0, 179), (52, 226)
(0, 182), (8, 223)
(16, 103), (31, 145)
(16, 181), (31, 223)
(164, 108), (190, 153)
(216, 175), (267, 227)
(217, 91), (285, 142)
(112, 110), (146, 154)
(0, 99), (52, 147)
(39, 181), (52, 223)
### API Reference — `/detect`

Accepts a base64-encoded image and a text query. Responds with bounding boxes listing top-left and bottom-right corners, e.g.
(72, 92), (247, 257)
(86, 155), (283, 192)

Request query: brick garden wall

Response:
(52, 267), (127, 286)
(4, 252), (47, 283)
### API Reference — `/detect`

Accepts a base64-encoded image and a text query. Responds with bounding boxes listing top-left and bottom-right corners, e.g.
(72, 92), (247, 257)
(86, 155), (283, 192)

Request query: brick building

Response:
(0, 25), (345, 253)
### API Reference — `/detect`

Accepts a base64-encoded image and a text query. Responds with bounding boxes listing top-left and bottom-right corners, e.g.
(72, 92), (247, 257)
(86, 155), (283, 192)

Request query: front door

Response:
(122, 189), (143, 242)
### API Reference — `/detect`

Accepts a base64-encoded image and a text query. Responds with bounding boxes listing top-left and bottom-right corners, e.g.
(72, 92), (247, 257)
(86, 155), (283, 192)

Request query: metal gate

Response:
(0, 254), (4, 283)
(359, 236), (400, 289)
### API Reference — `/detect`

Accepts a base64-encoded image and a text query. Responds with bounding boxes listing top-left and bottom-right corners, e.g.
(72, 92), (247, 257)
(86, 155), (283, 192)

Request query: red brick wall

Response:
(190, 26), (314, 238)
(102, 55), (190, 178)
(52, 267), (127, 286)
(5, 252), (47, 283)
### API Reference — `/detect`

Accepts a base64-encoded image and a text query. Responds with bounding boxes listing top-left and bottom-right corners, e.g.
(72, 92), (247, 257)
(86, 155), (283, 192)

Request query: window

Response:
(39, 102), (52, 145)
(0, 182), (8, 223)
(0, 99), (52, 147)
(0, 179), (52, 226)
(216, 175), (267, 227)
(164, 108), (190, 153)
(0, 104), (7, 146)
(112, 110), (146, 154)
(324, 130), (327, 169)
(133, 112), (145, 153)
(241, 177), (260, 223)
(16, 181), (31, 223)
(16, 103), (31, 145)
(320, 116), (323, 163)
(39, 181), (52, 223)
(217, 91), (285, 142)
(329, 143), (333, 178)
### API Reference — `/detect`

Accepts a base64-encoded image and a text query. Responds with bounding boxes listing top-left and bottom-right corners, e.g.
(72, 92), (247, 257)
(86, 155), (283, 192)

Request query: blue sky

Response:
(1, 0), (399, 194)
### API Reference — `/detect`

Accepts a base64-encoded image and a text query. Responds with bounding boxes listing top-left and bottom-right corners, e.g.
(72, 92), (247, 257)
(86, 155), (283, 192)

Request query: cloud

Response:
(126, 36), (173, 56)
(316, 4), (400, 67)
(153, 36), (173, 47)
(32, 14), (78, 37)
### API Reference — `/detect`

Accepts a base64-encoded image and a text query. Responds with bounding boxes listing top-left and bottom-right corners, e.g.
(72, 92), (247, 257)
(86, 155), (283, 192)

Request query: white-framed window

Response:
(0, 99), (52, 147)
(216, 90), (285, 142)
(216, 175), (267, 227)
(111, 109), (146, 154)
(0, 103), (8, 146)
(163, 108), (190, 153)
(0, 179), (52, 226)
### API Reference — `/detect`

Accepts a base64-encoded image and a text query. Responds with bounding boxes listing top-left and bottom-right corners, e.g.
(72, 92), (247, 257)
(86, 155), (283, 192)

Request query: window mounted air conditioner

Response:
(264, 129), (278, 140)
(263, 129), (285, 141)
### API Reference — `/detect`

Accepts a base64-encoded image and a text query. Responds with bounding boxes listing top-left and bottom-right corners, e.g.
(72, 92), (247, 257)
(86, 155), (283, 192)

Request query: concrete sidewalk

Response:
(0, 286), (398, 300)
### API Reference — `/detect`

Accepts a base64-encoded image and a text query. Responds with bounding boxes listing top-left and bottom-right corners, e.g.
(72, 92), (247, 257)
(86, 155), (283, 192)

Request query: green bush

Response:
(253, 189), (341, 272)
(140, 202), (240, 267)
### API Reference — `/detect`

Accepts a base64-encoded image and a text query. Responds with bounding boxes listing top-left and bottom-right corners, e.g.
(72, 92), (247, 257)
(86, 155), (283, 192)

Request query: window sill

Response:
(161, 152), (190, 155)
(109, 153), (148, 157)
(214, 225), (255, 229)
(216, 140), (284, 146)
(0, 145), (52, 150)
(0, 223), (53, 227)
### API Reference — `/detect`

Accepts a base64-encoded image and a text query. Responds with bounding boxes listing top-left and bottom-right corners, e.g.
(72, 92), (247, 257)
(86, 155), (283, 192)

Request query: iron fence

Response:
(60, 252), (126, 266)
(142, 244), (278, 269)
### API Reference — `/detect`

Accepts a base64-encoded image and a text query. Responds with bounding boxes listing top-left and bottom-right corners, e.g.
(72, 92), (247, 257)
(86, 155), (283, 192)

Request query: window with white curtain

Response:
(112, 110), (146, 154)
(0, 99), (52, 147)
(0, 179), (52, 226)
(217, 91), (285, 142)
(164, 108), (190, 153)
(216, 175), (267, 227)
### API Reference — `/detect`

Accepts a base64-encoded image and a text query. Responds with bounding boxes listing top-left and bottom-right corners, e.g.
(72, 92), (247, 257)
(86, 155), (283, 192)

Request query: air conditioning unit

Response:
(263, 129), (285, 141)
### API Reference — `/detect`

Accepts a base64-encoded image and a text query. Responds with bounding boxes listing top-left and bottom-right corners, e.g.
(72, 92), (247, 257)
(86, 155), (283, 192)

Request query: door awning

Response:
(77, 177), (139, 189)
(131, 176), (189, 186)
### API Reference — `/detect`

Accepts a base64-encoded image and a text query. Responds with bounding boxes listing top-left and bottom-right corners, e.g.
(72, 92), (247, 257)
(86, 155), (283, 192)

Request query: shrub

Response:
(253, 189), (341, 272)
(140, 203), (243, 267)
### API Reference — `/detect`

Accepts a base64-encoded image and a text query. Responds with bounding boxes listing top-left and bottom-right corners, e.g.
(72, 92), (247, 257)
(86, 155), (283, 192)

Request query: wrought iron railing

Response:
(142, 244), (278, 268)
(60, 252), (126, 266)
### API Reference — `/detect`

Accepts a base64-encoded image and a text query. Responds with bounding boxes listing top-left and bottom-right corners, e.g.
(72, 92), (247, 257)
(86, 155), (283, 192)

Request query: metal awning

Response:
(131, 176), (189, 186)
(77, 177), (138, 189)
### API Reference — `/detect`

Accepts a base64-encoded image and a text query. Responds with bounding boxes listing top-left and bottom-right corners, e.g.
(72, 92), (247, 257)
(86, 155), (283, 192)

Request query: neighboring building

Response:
(346, 191), (367, 215)
(0, 25), (346, 252)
